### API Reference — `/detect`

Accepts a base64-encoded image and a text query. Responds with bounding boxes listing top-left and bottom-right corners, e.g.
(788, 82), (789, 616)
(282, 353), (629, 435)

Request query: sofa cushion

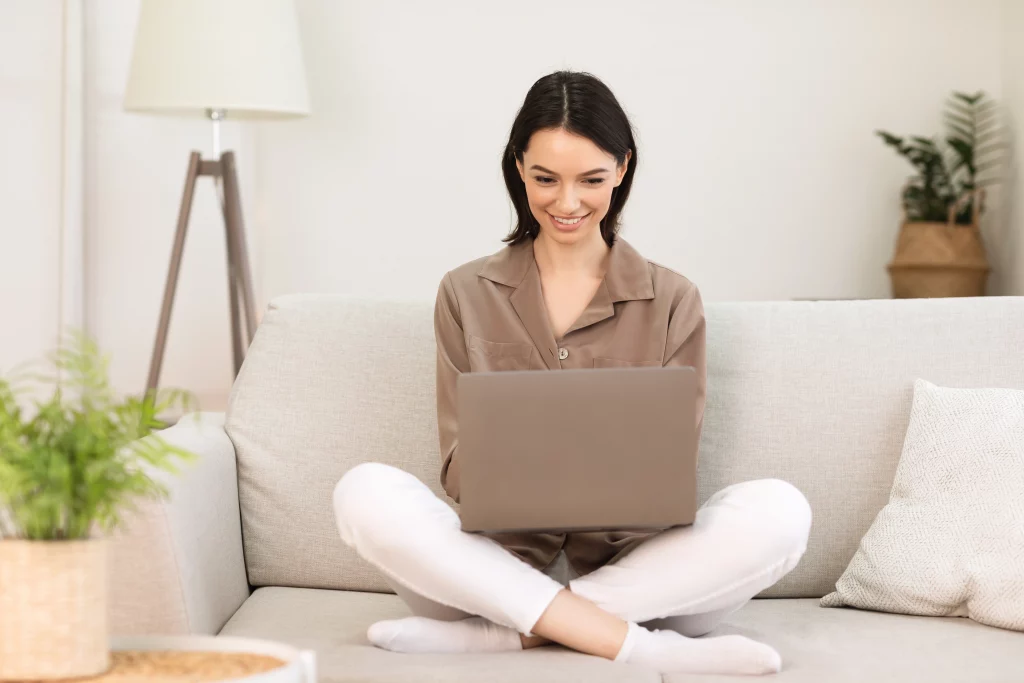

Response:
(219, 587), (1024, 683)
(226, 296), (443, 593)
(226, 294), (1024, 596)
(700, 296), (1024, 597)
(821, 379), (1024, 629)
(220, 586), (659, 683)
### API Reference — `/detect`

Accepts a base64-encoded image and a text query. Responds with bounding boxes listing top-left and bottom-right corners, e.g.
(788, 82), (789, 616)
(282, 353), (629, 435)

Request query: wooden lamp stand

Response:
(145, 149), (257, 399)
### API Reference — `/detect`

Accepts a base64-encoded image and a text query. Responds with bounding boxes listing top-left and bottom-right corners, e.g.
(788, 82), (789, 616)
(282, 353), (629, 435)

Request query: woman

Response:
(334, 71), (811, 676)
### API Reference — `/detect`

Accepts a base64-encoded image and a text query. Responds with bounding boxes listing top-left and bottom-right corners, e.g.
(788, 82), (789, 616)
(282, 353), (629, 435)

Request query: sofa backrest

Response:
(225, 293), (1024, 597)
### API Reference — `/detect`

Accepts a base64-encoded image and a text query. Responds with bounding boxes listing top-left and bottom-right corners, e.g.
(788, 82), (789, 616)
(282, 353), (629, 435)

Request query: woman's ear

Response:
(516, 159), (525, 182)
(615, 151), (632, 186)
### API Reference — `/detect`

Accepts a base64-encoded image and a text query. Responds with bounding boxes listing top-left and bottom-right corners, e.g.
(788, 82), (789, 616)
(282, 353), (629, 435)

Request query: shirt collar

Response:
(478, 236), (655, 302)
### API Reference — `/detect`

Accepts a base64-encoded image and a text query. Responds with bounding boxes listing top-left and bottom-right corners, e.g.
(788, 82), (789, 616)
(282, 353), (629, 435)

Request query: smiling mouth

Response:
(549, 212), (590, 227)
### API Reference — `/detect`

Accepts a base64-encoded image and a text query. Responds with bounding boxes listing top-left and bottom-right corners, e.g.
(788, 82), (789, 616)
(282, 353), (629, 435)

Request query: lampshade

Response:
(123, 0), (310, 119)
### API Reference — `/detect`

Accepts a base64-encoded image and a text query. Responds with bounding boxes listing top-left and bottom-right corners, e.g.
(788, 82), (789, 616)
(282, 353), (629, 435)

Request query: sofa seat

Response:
(219, 586), (1024, 683)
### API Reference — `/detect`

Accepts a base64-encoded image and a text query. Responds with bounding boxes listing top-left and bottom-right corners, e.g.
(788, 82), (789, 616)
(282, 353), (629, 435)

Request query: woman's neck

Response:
(532, 230), (610, 280)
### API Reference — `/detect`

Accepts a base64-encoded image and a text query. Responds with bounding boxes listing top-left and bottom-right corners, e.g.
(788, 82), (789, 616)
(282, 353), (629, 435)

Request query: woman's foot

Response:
(616, 621), (782, 675)
(367, 616), (522, 654)
(367, 615), (782, 675)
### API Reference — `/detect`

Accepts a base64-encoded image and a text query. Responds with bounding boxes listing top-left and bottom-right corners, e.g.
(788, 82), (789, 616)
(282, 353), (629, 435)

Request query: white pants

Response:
(334, 463), (811, 638)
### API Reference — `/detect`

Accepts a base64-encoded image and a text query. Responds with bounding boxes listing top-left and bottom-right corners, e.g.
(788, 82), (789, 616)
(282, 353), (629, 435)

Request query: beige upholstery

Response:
(225, 294), (1024, 597)
(227, 297), (442, 593)
(220, 587), (1024, 683)
(108, 412), (249, 636)
(821, 380), (1024, 629)
(111, 294), (1024, 681)
(221, 587), (658, 682)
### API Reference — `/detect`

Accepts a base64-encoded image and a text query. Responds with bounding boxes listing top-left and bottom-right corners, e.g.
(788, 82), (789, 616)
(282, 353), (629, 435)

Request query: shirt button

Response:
(558, 347), (569, 360)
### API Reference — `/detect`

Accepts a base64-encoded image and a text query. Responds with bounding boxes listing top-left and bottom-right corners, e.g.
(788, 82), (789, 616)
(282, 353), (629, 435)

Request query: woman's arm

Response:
(662, 282), (707, 448)
(434, 272), (471, 502)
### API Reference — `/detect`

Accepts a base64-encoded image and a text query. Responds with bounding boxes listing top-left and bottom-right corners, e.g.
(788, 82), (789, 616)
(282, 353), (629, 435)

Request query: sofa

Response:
(110, 293), (1024, 682)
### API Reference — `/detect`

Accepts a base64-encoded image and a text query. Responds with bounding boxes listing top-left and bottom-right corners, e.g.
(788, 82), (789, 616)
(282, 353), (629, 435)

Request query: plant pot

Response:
(0, 538), (110, 680)
(887, 221), (990, 299)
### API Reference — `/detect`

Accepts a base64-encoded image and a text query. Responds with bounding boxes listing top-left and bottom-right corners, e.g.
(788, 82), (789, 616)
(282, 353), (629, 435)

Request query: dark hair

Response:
(501, 71), (638, 247)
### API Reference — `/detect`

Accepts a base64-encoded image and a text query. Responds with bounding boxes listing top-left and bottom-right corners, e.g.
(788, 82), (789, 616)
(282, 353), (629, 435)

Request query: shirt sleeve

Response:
(434, 272), (470, 502)
(662, 281), (707, 452)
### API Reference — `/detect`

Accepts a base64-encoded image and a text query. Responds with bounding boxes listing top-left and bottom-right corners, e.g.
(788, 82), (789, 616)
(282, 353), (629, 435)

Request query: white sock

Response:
(615, 621), (781, 675)
(367, 616), (523, 654)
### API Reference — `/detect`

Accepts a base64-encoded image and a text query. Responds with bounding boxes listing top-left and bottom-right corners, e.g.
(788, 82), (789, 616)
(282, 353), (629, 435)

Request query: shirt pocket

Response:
(468, 335), (536, 372)
(593, 357), (662, 369)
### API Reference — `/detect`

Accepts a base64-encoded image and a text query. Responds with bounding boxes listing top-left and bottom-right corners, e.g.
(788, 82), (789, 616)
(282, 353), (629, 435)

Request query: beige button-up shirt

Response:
(433, 237), (706, 576)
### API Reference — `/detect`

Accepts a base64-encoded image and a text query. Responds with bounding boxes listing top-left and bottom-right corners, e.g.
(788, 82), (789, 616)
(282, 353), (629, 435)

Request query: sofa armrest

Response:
(108, 411), (250, 636)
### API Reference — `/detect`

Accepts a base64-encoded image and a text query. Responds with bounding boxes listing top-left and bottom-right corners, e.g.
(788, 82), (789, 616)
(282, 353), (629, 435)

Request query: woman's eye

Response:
(533, 177), (604, 186)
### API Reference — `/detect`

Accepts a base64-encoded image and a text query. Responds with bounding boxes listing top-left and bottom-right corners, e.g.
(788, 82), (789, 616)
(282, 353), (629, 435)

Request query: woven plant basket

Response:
(0, 538), (110, 680)
(887, 189), (990, 298)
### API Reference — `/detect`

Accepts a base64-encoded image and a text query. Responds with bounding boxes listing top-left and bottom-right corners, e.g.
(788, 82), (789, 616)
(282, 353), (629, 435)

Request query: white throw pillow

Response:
(821, 379), (1024, 631)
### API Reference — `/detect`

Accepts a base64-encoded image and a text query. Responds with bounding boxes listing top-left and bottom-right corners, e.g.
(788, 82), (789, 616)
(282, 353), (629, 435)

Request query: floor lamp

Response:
(123, 0), (309, 399)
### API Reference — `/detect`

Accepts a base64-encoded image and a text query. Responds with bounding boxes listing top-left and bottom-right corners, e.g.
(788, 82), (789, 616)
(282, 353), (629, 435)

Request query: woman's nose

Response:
(556, 185), (580, 214)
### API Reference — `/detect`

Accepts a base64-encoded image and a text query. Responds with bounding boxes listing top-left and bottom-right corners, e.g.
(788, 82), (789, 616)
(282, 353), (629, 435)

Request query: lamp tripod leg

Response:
(146, 152), (202, 400)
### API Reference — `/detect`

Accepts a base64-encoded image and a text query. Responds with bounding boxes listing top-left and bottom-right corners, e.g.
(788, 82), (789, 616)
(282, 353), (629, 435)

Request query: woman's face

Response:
(516, 128), (630, 248)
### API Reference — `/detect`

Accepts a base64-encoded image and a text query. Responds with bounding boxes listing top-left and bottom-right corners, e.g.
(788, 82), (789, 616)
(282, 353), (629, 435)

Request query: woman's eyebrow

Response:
(529, 165), (610, 177)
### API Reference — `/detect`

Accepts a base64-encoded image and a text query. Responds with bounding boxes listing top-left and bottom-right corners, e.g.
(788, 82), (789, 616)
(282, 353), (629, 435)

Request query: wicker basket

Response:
(0, 538), (110, 680)
(887, 189), (990, 298)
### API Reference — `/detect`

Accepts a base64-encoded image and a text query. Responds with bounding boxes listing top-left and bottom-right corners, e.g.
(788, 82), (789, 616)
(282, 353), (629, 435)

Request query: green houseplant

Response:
(877, 91), (1003, 298)
(0, 329), (199, 680)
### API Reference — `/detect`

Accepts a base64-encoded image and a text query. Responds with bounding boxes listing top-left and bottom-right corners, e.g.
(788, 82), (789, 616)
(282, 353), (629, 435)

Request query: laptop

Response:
(456, 365), (698, 534)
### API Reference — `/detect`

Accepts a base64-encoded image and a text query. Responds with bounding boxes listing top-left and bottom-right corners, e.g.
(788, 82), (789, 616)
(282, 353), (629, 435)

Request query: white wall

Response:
(84, 0), (256, 409)
(5, 0), (1022, 408)
(1002, 0), (1024, 297)
(0, 1), (68, 374)
(253, 0), (1009, 308)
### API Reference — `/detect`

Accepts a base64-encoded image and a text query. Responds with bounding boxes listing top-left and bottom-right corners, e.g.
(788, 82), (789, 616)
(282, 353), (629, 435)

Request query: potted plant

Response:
(878, 91), (1003, 298)
(0, 329), (198, 680)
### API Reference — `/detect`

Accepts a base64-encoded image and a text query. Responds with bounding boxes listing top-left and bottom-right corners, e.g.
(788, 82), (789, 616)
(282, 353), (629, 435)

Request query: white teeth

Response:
(553, 215), (584, 225)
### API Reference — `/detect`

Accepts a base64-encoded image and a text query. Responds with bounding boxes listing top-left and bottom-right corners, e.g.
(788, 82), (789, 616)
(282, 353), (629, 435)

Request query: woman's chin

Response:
(539, 226), (598, 246)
